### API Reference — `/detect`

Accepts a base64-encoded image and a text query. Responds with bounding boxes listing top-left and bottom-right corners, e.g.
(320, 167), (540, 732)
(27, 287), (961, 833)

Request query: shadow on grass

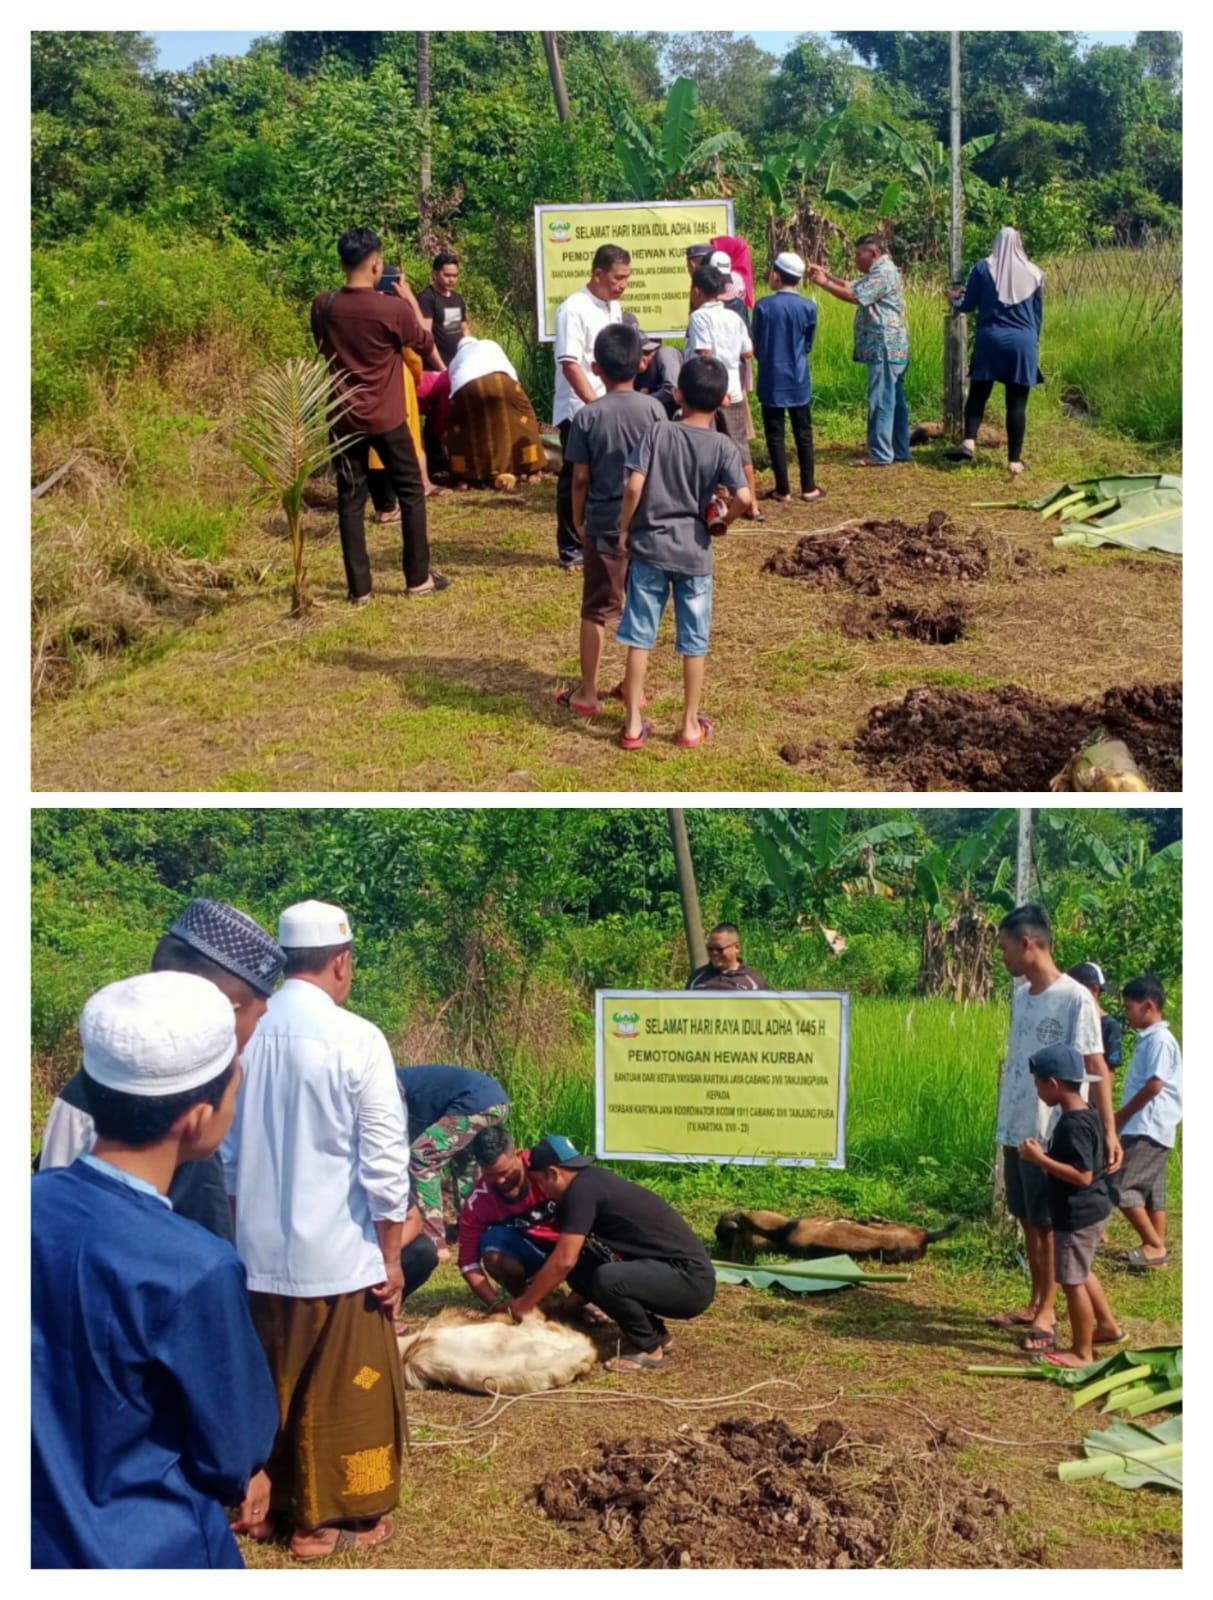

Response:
(338, 650), (607, 735)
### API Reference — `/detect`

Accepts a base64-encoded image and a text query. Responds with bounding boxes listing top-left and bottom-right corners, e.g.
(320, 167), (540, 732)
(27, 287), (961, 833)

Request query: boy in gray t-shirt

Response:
(615, 356), (752, 751)
(561, 324), (668, 717)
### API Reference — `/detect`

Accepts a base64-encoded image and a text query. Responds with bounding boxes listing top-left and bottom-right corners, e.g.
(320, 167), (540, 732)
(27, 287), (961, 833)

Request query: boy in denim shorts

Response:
(1017, 1043), (1123, 1368)
(615, 356), (752, 750)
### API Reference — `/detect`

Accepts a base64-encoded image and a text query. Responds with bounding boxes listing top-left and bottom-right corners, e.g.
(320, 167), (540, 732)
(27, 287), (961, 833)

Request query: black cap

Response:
(1067, 962), (1107, 990)
(529, 1135), (594, 1171)
(685, 242), (713, 262)
(1028, 1044), (1100, 1085)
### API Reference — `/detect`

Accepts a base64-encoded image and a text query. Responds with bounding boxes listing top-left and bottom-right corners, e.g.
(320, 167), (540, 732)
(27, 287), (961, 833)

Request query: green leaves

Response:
(661, 77), (698, 174)
(1058, 1415), (1181, 1489)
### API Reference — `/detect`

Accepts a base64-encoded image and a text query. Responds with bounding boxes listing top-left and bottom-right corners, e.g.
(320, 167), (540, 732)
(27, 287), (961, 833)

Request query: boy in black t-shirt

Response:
(1018, 1043), (1123, 1367)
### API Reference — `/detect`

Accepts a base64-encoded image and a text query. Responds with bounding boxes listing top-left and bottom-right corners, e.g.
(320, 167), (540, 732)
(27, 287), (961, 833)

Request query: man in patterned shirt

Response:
(808, 234), (911, 468)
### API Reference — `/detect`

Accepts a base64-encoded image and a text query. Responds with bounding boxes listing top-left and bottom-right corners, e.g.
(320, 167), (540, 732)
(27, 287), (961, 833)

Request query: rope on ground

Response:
(846, 1391), (1073, 1449)
(413, 1378), (845, 1435)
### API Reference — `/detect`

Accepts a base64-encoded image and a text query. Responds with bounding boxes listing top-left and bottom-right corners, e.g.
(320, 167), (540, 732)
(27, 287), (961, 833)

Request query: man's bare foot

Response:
(604, 1348), (666, 1372)
(986, 1307), (1038, 1329)
(1040, 1351), (1094, 1370)
(375, 509), (400, 524)
(290, 1518), (393, 1561)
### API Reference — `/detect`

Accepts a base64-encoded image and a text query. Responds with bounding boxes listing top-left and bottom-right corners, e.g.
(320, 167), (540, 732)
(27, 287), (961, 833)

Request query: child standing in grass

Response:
(1113, 975), (1182, 1272)
(558, 324), (668, 717)
(1018, 1043), (1123, 1368)
(615, 356), (752, 750)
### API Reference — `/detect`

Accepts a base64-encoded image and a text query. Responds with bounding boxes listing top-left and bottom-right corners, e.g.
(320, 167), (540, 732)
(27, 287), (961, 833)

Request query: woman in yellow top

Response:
(368, 268), (447, 520)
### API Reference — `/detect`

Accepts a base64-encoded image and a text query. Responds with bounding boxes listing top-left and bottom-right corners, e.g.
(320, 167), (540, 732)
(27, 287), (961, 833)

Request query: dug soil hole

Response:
(762, 512), (1008, 596)
(842, 599), (971, 645)
(851, 681), (1182, 791)
(537, 1415), (1012, 1569)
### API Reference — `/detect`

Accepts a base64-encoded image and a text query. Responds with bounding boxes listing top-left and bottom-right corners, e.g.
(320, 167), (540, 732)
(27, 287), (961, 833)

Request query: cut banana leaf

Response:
(1119, 1385), (1182, 1418)
(1059, 1415), (1182, 1490)
(712, 1254), (910, 1293)
(1069, 1363), (1153, 1409)
(1102, 1380), (1167, 1414)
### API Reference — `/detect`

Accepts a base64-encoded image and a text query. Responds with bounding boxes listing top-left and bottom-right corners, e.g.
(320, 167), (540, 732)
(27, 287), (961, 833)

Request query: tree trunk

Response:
(541, 32), (571, 124)
(918, 897), (994, 1001)
(417, 33), (432, 214)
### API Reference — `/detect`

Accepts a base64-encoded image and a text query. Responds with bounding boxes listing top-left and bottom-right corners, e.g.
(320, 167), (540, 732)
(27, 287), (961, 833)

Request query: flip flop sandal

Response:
(1125, 1246), (1170, 1271)
(554, 687), (599, 717)
(800, 487), (827, 501)
(604, 1351), (668, 1373)
(985, 1310), (1037, 1329)
(745, 511), (766, 523)
(618, 720), (652, 751)
(943, 445), (976, 462)
(763, 490), (791, 502)
(1039, 1352), (1090, 1371)
(1019, 1326), (1058, 1353)
(605, 682), (650, 709)
(676, 715), (715, 749)
(406, 572), (452, 597)
(292, 1519), (393, 1562)
(1093, 1329), (1130, 1346)
(850, 458), (890, 468)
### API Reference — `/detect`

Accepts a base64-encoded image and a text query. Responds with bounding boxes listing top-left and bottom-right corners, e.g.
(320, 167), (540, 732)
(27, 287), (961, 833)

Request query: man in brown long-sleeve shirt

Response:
(312, 227), (451, 602)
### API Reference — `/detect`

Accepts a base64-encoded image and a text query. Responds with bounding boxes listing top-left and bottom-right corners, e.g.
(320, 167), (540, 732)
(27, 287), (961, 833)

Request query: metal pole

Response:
(541, 32), (571, 124)
(667, 810), (708, 973)
(993, 807), (1034, 1220)
(416, 33), (431, 208)
(944, 30), (967, 436)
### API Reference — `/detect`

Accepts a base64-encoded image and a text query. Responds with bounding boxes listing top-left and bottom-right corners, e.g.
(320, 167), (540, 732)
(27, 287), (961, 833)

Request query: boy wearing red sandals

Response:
(559, 323), (667, 718)
(614, 356), (751, 750)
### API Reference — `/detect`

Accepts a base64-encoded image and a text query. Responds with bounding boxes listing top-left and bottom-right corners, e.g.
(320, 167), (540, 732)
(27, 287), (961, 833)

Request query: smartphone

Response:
(377, 271), (401, 296)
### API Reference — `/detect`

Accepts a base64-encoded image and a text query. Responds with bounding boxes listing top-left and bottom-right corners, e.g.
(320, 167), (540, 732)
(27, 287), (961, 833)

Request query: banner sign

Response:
(595, 989), (850, 1167)
(533, 199), (735, 342)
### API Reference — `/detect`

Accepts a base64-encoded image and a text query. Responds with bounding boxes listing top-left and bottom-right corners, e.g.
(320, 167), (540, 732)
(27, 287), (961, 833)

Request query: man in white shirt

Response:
(553, 243), (631, 568)
(687, 263), (759, 516)
(224, 900), (416, 1562)
(1113, 975), (1182, 1269)
(990, 903), (1121, 1354)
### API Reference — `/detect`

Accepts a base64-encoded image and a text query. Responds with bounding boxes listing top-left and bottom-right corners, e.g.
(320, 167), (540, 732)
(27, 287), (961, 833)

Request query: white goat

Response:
(397, 1306), (598, 1395)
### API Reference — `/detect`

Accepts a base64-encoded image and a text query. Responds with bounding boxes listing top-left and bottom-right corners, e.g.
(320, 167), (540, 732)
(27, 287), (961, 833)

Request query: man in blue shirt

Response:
(31, 971), (278, 1569)
(751, 252), (824, 503)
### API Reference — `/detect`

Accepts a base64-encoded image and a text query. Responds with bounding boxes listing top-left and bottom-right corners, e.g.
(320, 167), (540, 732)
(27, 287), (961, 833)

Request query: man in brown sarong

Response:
(225, 900), (418, 1561)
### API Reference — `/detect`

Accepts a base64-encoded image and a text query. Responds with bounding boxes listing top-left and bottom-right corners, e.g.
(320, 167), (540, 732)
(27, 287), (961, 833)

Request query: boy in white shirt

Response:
(1113, 975), (1182, 1270)
(687, 264), (759, 517)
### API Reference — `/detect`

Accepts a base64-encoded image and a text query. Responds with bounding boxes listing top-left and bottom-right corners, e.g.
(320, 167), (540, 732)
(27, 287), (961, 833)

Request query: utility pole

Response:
(416, 33), (432, 218)
(993, 806), (1034, 1220)
(541, 32), (571, 124)
(667, 810), (708, 974)
(944, 30), (967, 436)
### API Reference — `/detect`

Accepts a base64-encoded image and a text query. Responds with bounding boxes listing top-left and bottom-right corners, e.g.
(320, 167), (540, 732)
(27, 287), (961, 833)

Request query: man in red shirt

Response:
(457, 1126), (561, 1308)
(311, 227), (451, 603)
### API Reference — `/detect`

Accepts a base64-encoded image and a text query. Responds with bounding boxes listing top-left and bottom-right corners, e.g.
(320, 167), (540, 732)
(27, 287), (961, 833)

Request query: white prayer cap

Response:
(709, 250), (732, 272)
(278, 899), (353, 949)
(775, 251), (806, 279)
(80, 972), (237, 1098)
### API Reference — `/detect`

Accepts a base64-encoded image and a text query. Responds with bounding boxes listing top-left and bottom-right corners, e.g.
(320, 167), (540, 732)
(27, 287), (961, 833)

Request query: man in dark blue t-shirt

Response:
(396, 1064), (510, 1259)
(751, 251), (823, 503)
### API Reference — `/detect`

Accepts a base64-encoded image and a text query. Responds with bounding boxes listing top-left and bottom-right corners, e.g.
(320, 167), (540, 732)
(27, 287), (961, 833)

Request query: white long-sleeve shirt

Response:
(223, 979), (410, 1296)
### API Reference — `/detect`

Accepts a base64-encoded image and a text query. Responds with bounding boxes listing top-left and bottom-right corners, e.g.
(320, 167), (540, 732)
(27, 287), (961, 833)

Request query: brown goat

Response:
(715, 1209), (959, 1265)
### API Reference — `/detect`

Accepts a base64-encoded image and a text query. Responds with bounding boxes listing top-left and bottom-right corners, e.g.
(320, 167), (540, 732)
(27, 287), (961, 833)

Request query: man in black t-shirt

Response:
(502, 1136), (716, 1374)
(417, 253), (470, 368)
(1017, 1043), (1122, 1368)
(688, 922), (768, 990)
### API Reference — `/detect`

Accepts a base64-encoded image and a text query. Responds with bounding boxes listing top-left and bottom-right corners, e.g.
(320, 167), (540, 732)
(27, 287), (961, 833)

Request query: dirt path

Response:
(240, 1235), (1181, 1570)
(31, 448), (1181, 792)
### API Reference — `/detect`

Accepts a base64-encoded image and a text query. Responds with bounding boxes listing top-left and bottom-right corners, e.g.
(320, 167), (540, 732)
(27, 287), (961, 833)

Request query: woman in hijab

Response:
(946, 227), (1044, 474)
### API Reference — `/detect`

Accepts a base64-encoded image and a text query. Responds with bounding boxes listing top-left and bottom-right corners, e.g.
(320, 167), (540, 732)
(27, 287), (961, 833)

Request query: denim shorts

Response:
(477, 1224), (554, 1277)
(616, 558), (713, 656)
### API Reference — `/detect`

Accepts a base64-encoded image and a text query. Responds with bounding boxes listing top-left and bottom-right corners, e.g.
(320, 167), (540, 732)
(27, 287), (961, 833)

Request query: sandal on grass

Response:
(405, 572), (452, 597)
(763, 489), (791, 502)
(554, 687), (599, 717)
(605, 681), (650, 709)
(985, 1309), (1037, 1329)
(801, 486), (827, 501)
(1093, 1328), (1129, 1346)
(604, 1350), (667, 1373)
(676, 715), (715, 749)
(943, 445), (975, 462)
(291, 1518), (392, 1562)
(1124, 1245), (1170, 1271)
(1019, 1325), (1058, 1354)
(618, 720), (652, 751)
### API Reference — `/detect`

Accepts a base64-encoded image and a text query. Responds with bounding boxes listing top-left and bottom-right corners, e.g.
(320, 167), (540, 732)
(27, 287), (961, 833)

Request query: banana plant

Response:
(867, 123), (997, 250)
(757, 109), (855, 219)
(614, 76), (745, 201)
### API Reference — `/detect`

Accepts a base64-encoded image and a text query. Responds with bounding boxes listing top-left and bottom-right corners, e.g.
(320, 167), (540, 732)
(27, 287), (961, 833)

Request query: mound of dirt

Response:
(852, 681), (1182, 791)
(762, 513), (995, 596)
(536, 1415), (1010, 1569)
(842, 600), (971, 644)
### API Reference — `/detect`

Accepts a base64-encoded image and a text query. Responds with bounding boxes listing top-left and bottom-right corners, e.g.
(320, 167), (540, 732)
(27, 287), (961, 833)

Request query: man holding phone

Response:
(311, 228), (450, 603)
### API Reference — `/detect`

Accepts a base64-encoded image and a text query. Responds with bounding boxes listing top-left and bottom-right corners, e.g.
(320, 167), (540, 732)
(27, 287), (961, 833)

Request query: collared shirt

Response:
(1119, 1021), (1182, 1146)
(687, 299), (752, 403)
(79, 1152), (172, 1208)
(995, 974), (1102, 1146)
(553, 287), (622, 425)
(223, 979), (410, 1297)
(851, 254), (910, 364)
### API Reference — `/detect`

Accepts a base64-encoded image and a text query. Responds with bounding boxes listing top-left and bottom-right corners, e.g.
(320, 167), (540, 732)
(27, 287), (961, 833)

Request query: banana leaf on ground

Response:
(1058, 1414), (1182, 1490)
(973, 474), (1182, 555)
(712, 1255), (911, 1293)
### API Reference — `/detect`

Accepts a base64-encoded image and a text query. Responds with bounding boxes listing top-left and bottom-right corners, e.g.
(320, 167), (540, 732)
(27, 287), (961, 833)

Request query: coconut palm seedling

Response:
(235, 355), (358, 616)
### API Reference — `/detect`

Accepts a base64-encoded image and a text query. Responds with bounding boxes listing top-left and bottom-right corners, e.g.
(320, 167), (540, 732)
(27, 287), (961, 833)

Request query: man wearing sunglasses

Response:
(688, 923), (768, 991)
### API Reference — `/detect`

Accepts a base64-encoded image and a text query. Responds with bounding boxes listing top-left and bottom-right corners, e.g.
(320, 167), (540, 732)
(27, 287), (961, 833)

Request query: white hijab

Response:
(985, 227), (1043, 306)
(447, 336), (517, 399)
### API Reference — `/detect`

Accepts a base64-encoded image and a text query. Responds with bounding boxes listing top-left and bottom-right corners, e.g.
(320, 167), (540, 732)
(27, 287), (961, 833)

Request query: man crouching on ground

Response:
(503, 1136), (716, 1374)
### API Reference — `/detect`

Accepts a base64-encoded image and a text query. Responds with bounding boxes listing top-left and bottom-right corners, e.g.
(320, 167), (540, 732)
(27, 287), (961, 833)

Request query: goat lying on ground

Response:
(715, 1210), (960, 1265)
(397, 1306), (598, 1395)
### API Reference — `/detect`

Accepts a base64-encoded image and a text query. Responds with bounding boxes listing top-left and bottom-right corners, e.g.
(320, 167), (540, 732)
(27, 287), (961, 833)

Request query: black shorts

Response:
(1111, 1135), (1170, 1210)
(1003, 1145), (1052, 1228)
